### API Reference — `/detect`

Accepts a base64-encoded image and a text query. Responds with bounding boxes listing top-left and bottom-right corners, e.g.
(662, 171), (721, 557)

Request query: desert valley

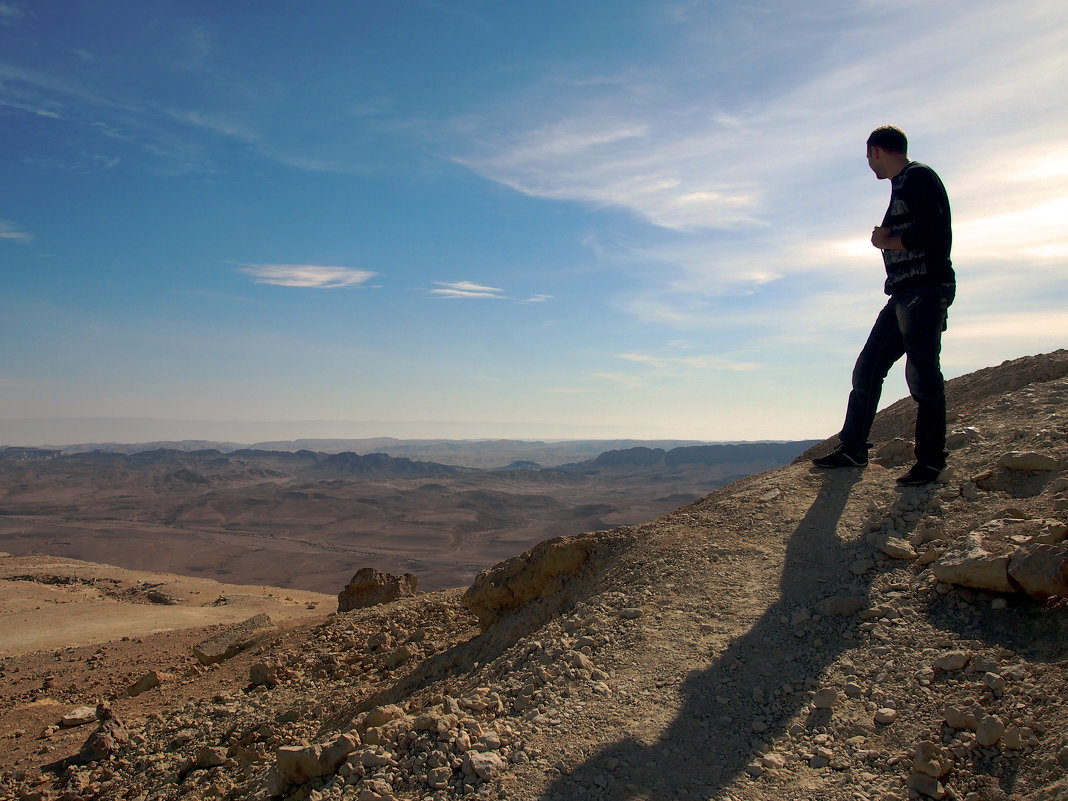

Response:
(0, 440), (815, 594)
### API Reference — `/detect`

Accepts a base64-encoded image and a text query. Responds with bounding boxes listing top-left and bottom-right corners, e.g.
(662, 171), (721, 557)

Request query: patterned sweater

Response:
(881, 161), (954, 295)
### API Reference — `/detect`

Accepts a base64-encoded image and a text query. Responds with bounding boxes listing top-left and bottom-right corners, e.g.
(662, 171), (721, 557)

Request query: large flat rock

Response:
(192, 613), (276, 665)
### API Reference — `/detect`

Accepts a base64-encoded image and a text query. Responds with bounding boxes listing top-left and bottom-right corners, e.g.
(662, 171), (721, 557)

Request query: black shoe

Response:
(896, 463), (943, 486)
(812, 445), (868, 468)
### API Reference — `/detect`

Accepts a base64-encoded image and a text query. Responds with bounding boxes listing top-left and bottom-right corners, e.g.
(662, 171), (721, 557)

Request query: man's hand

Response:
(871, 226), (905, 250)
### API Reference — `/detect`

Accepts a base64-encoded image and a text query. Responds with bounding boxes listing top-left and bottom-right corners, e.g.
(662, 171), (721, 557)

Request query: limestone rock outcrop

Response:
(932, 518), (1068, 598)
(1007, 543), (1068, 598)
(337, 567), (419, 613)
(933, 532), (1015, 593)
(462, 533), (601, 628)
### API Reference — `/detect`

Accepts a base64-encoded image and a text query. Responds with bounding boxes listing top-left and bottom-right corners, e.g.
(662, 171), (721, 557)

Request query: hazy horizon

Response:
(0, 415), (825, 450)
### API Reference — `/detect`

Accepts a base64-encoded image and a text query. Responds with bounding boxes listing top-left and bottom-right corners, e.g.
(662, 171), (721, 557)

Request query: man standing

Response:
(813, 125), (955, 485)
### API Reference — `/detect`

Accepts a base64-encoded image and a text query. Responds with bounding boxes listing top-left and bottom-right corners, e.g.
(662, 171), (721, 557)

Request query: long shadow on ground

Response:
(539, 469), (871, 801)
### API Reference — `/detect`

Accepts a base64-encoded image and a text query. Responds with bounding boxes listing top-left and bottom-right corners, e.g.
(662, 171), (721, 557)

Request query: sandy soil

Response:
(0, 554), (334, 656)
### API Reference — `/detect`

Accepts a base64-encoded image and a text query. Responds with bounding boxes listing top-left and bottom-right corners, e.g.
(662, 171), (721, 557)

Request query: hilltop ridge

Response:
(1, 350), (1066, 801)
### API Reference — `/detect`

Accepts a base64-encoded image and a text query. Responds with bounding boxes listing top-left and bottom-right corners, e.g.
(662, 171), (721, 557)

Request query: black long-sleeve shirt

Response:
(881, 161), (954, 295)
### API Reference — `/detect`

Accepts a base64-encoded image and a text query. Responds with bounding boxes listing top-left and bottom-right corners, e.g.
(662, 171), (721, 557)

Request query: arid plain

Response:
(0, 441), (815, 594)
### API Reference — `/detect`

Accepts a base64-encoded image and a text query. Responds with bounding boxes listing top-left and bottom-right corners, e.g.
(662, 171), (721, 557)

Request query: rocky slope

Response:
(2, 350), (1067, 801)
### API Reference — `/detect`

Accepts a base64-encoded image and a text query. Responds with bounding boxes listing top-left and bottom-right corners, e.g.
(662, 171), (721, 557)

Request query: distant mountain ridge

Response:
(0, 441), (819, 479)
(1, 437), (819, 472)
(0, 446), (462, 479)
(580, 441), (818, 469)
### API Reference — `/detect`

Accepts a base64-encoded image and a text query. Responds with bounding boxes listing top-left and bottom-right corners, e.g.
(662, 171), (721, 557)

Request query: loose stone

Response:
(874, 708), (898, 725)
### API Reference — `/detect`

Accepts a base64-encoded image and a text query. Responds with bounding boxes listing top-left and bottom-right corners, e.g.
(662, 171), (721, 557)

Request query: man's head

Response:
(866, 125), (910, 179)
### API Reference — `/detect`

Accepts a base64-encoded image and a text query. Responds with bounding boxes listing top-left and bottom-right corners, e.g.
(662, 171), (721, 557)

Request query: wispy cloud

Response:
(593, 372), (647, 390)
(456, 2), (1068, 246)
(0, 62), (224, 175)
(0, 3), (25, 27)
(430, 281), (507, 299)
(449, 0), (1068, 380)
(522, 294), (553, 303)
(457, 116), (763, 232)
(238, 264), (376, 289)
(0, 220), (32, 243)
(954, 196), (1068, 263)
(0, 48), (344, 177)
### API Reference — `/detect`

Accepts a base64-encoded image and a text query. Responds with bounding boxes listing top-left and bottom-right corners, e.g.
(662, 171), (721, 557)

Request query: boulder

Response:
(875, 438), (913, 464)
(908, 772), (946, 799)
(462, 533), (600, 628)
(976, 715), (1006, 747)
(338, 568), (418, 613)
(933, 534), (1014, 593)
(934, 651), (971, 672)
(812, 688), (839, 709)
(276, 744), (324, 785)
(946, 427), (982, 449)
(998, 451), (1060, 472)
(380, 644), (416, 669)
(427, 765), (453, 789)
(127, 670), (162, 697)
(875, 708), (899, 725)
(60, 707), (98, 728)
(913, 740), (951, 778)
(872, 534), (917, 560)
(944, 703), (982, 731)
(463, 750), (506, 781)
(249, 662), (280, 688)
(359, 704), (406, 732)
(274, 734), (359, 786)
(320, 733), (359, 774)
(193, 613), (275, 665)
(1007, 544), (1068, 598)
(79, 702), (129, 763)
(195, 746), (228, 768)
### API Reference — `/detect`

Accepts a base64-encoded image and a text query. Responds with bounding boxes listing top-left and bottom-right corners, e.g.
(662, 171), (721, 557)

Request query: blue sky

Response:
(2, 0), (1066, 446)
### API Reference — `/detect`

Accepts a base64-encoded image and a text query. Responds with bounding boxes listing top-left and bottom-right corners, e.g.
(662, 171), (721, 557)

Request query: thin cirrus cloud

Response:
(0, 220), (32, 243)
(238, 264), (376, 289)
(430, 281), (507, 299)
(453, 0), (1068, 311)
(456, 117), (764, 233)
(0, 3), (25, 27)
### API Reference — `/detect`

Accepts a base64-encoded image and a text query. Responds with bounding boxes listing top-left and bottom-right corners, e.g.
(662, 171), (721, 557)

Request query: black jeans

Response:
(840, 284), (953, 468)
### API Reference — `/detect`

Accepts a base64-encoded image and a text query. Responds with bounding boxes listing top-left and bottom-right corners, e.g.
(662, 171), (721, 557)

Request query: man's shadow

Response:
(539, 470), (872, 800)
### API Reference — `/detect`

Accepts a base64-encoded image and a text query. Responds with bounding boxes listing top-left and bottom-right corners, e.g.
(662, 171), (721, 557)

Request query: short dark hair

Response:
(867, 125), (908, 154)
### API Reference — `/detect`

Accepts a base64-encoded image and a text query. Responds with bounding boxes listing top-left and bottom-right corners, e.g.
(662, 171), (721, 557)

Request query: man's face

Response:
(867, 145), (886, 179)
